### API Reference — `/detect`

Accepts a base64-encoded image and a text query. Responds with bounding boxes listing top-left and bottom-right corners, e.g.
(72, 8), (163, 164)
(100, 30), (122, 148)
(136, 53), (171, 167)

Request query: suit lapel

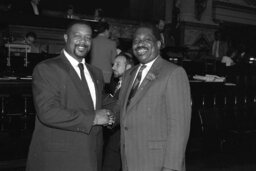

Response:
(123, 65), (140, 111)
(59, 54), (94, 109)
(126, 57), (163, 111)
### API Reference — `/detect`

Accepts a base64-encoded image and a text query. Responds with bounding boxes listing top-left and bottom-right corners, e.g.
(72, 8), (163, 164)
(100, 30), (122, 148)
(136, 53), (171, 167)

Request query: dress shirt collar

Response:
(64, 49), (85, 68)
(137, 56), (159, 86)
(142, 56), (158, 68)
(139, 55), (159, 72)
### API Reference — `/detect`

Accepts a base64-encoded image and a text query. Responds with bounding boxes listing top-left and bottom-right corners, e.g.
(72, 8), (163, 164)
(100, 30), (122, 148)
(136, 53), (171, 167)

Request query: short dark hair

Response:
(65, 20), (92, 35)
(26, 31), (37, 39)
(116, 52), (134, 67)
(97, 22), (109, 34)
(134, 23), (161, 41)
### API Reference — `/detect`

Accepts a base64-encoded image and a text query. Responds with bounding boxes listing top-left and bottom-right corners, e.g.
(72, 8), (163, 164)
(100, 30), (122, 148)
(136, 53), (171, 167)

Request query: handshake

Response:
(93, 109), (116, 127)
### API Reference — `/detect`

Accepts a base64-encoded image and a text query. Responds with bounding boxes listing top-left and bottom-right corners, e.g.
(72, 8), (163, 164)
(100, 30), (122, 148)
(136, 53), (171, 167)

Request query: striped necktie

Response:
(127, 65), (146, 104)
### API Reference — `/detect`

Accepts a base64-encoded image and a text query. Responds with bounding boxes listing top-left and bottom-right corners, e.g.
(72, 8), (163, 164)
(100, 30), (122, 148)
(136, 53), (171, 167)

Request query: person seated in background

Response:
(23, 31), (41, 53)
(14, 31), (44, 53)
(102, 52), (134, 171)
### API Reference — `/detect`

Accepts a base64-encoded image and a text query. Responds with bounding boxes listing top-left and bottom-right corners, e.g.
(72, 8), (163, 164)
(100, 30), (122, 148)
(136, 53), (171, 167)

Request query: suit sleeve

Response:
(164, 67), (191, 170)
(32, 63), (96, 134)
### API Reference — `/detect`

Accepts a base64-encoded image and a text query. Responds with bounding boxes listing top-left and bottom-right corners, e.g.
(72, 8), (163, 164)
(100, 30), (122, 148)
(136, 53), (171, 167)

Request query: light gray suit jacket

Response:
(117, 57), (191, 171)
(90, 35), (117, 83)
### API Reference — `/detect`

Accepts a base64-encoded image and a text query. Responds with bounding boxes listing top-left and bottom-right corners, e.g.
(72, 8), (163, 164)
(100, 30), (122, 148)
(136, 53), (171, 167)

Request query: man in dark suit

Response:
(116, 24), (191, 171)
(26, 21), (115, 171)
(156, 19), (176, 49)
(102, 52), (134, 171)
(211, 30), (228, 61)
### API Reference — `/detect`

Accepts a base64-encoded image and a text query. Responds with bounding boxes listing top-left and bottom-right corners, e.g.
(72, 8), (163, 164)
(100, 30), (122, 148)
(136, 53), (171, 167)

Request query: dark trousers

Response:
(102, 126), (121, 171)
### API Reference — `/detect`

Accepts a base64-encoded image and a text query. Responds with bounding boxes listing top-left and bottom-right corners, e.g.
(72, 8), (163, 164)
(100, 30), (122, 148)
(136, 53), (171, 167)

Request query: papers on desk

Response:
(193, 74), (226, 82)
(20, 76), (32, 80)
(0, 76), (32, 80)
(224, 82), (236, 86)
(0, 77), (17, 80)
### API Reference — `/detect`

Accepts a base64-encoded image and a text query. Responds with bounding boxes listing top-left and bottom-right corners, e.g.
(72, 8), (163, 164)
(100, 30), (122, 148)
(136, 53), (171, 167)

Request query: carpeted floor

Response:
(1, 132), (256, 171)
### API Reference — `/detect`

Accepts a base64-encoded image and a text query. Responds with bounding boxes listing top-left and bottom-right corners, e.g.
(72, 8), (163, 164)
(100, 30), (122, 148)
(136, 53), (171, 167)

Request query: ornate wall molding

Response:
(213, 0), (256, 25)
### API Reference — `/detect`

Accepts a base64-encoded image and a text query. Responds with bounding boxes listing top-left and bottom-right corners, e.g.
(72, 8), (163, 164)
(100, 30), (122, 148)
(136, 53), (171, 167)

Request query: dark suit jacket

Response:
(26, 52), (105, 171)
(117, 57), (191, 171)
(102, 78), (122, 171)
(211, 40), (228, 60)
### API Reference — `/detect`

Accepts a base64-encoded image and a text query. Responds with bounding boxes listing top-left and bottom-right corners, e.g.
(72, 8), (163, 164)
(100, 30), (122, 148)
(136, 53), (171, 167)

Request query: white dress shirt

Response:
(212, 40), (220, 58)
(134, 56), (158, 87)
(64, 50), (96, 109)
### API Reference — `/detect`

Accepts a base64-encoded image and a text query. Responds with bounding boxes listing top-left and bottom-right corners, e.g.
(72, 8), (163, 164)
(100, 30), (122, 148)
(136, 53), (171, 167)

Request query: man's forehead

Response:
(70, 24), (92, 33)
(134, 28), (153, 37)
(115, 56), (126, 63)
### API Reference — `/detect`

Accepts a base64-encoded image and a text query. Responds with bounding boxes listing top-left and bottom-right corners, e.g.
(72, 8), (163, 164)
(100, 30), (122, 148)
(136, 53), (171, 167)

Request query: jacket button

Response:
(124, 127), (128, 130)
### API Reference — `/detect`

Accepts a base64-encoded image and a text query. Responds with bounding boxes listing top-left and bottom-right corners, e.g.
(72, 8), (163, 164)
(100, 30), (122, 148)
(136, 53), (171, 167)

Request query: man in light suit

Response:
(116, 24), (191, 171)
(90, 22), (117, 84)
(26, 21), (114, 171)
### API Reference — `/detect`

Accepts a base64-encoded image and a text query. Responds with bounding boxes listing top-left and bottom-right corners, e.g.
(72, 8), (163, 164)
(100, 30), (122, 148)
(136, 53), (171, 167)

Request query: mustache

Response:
(75, 44), (89, 49)
(135, 46), (148, 51)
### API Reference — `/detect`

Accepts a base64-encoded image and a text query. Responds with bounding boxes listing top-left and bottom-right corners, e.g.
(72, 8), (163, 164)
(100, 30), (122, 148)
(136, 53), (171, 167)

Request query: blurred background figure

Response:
(102, 52), (134, 171)
(111, 37), (122, 55)
(90, 22), (117, 84)
(66, 4), (79, 19)
(30, 0), (40, 15)
(0, 0), (12, 13)
(94, 8), (105, 22)
(10, 0), (41, 16)
(14, 31), (46, 53)
(155, 19), (175, 49)
(23, 31), (40, 53)
(211, 30), (228, 61)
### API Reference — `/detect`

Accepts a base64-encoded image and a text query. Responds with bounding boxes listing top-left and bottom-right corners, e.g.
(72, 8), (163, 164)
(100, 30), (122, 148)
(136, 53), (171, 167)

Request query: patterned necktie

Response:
(127, 65), (146, 104)
(113, 80), (122, 96)
(78, 63), (86, 82)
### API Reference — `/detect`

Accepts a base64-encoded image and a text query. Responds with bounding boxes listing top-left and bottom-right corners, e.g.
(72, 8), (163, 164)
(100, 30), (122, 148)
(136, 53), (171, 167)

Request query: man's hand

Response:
(93, 109), (115, 126)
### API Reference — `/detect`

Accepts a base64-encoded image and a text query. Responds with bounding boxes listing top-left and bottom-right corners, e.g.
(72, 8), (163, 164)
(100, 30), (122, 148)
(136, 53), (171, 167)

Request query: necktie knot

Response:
(136, 64), (146, 82)
(78, 63), (85, 81)
(78, 63), (84, 71)
(139, 64), (146, 72)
